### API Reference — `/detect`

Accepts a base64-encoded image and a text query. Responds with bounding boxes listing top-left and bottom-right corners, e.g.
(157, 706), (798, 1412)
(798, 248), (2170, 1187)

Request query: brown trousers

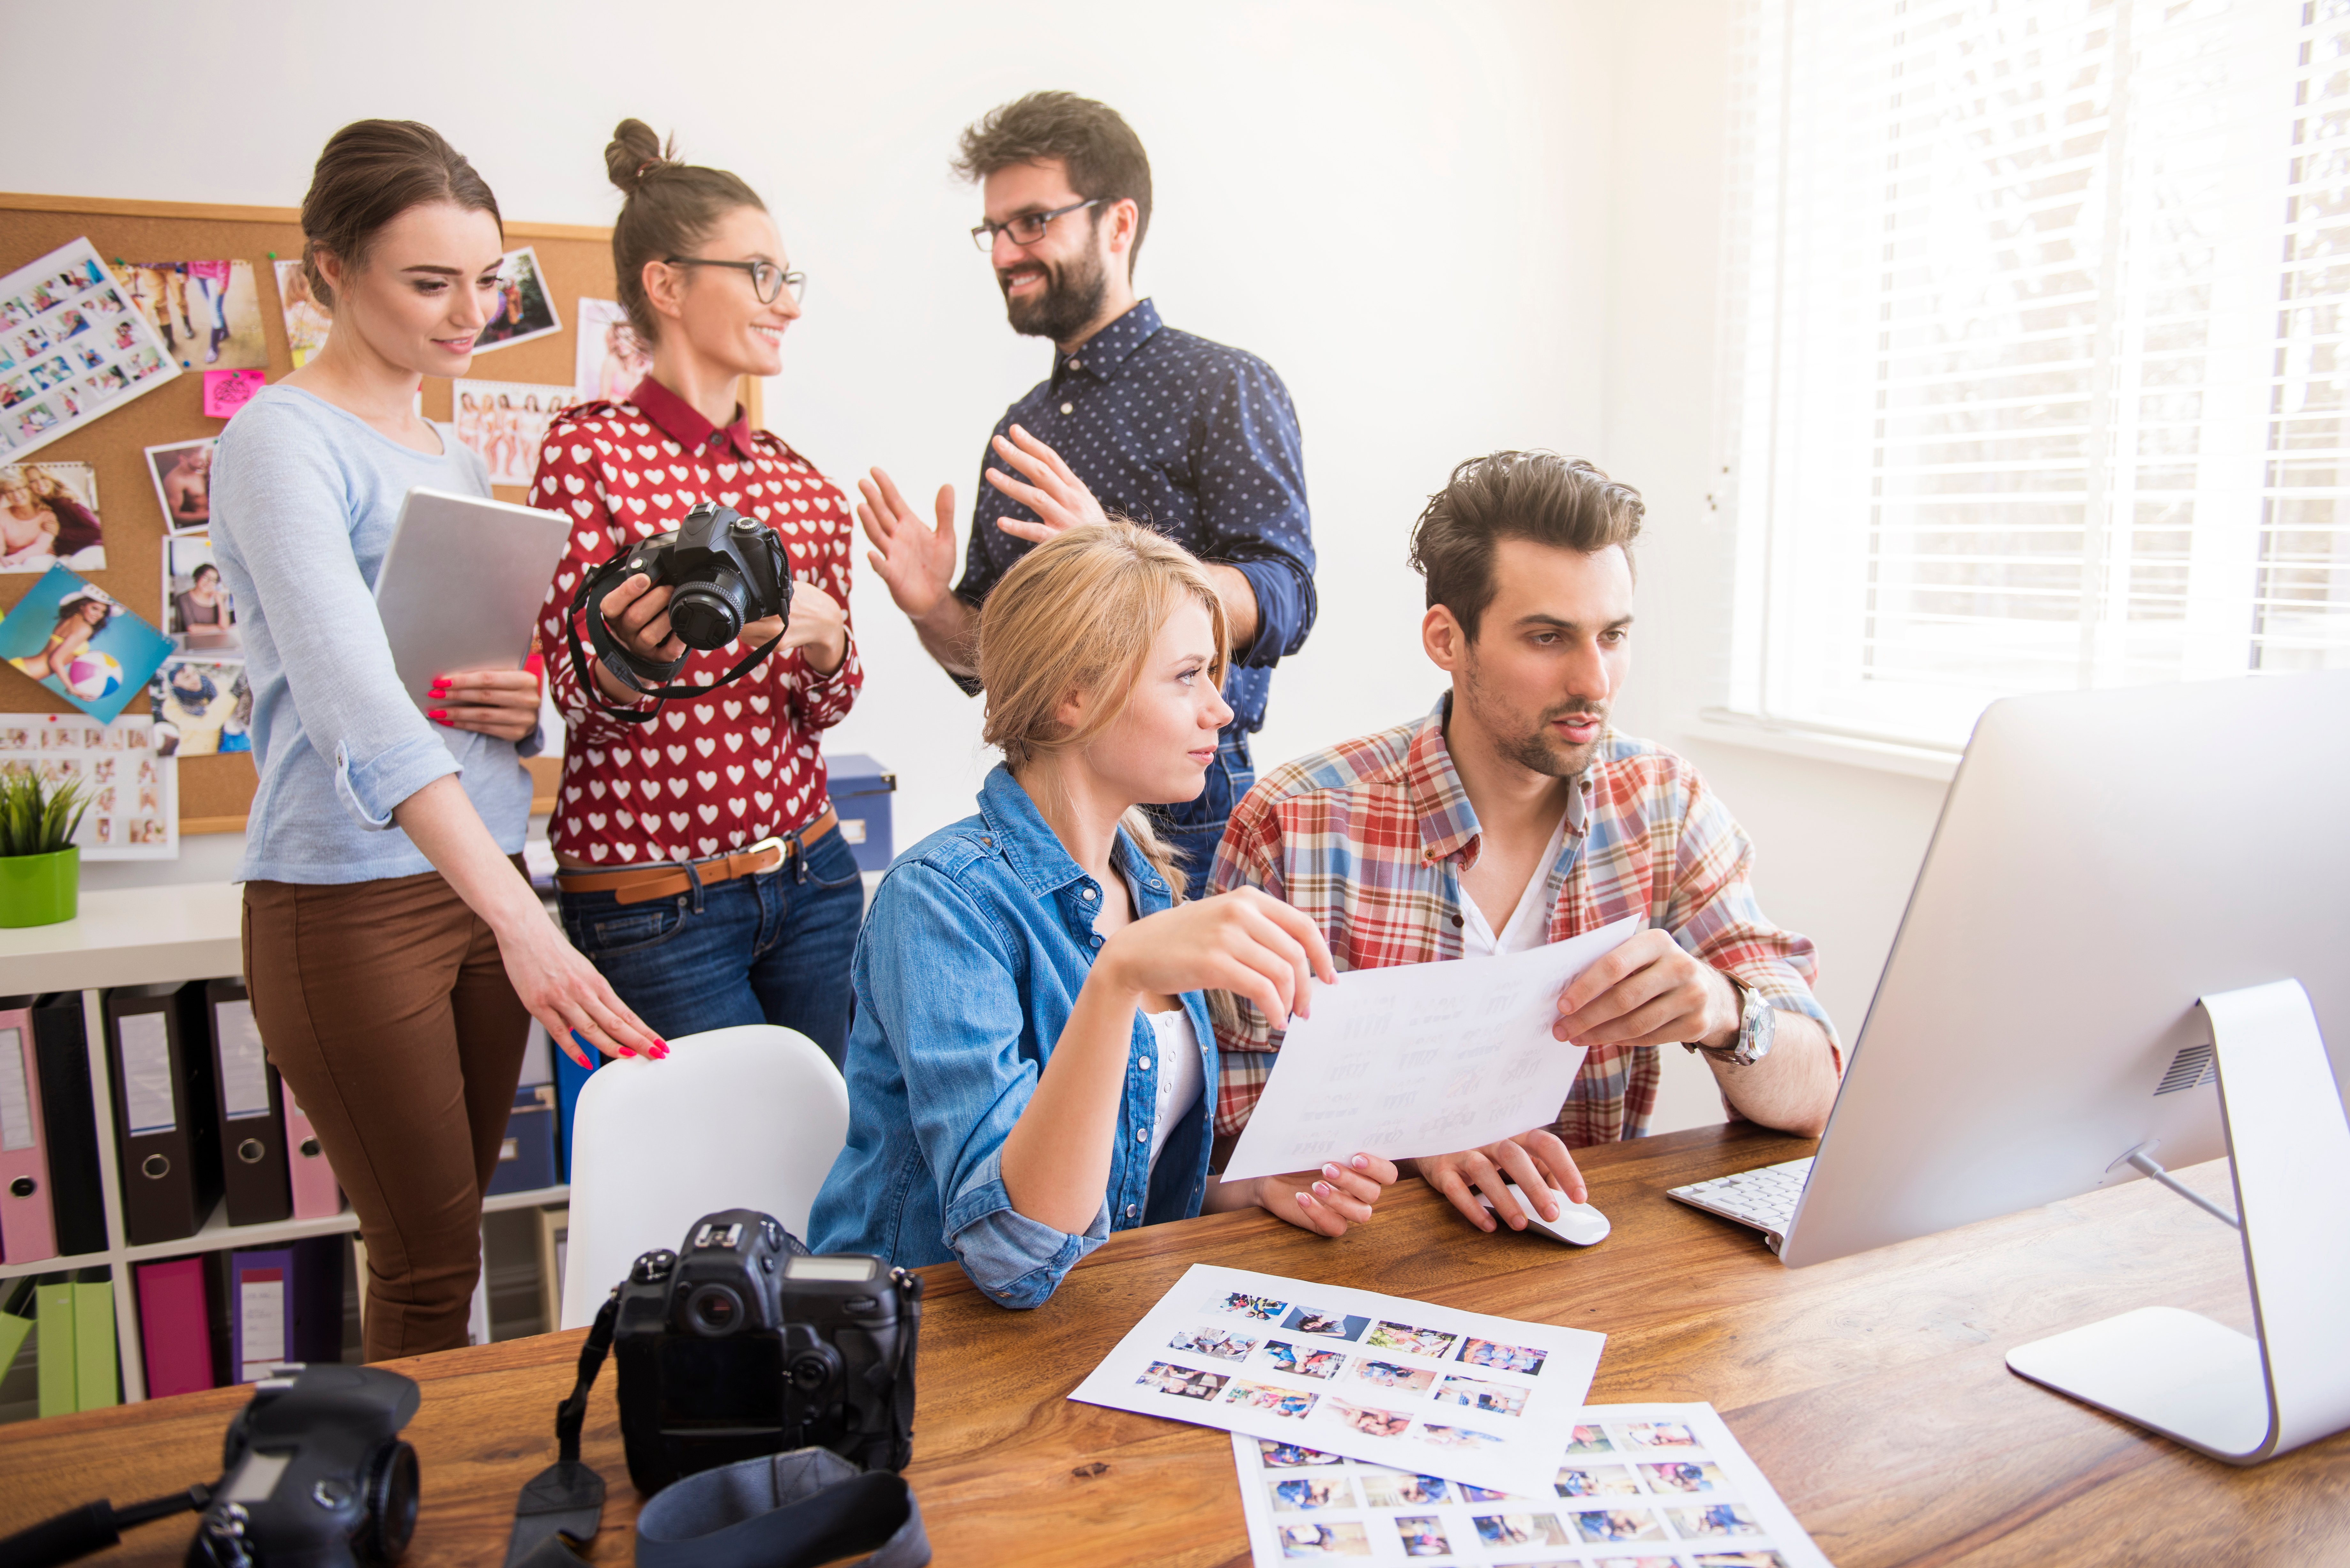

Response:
(243, 867), (530, 1361)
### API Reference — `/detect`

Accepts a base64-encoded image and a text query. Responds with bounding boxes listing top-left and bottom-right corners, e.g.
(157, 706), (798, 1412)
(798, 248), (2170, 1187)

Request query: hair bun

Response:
(604, 118), (677, 194)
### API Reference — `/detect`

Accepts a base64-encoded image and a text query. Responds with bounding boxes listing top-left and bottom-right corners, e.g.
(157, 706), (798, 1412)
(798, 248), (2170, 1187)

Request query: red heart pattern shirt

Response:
(532, 378), (862, 868)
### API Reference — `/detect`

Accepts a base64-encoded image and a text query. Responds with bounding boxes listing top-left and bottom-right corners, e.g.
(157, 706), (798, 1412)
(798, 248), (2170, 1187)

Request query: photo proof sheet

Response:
(1223, 915), (1642, 1182)
(1232, 1402), (1832, 1567)
(1069, 1265), (1605, 1499)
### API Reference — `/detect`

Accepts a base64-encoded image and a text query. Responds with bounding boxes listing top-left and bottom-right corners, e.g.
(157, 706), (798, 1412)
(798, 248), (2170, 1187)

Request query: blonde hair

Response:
(979, 520), (1229, 901)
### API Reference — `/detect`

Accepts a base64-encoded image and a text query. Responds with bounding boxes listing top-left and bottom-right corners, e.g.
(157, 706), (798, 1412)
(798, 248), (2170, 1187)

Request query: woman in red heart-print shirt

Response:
(534, 119), (867, 1064)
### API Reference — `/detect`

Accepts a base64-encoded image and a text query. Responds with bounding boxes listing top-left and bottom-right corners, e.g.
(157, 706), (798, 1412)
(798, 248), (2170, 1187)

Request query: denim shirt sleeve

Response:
(211, 403), (456, 828)
(860, 861), (1109, 1306)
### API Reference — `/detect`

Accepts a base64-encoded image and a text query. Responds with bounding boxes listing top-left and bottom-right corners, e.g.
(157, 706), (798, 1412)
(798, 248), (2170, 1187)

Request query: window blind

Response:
(1718, 0), (2350, 750)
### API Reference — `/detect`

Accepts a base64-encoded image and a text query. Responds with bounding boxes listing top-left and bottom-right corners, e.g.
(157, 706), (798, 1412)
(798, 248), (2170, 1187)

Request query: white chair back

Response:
(558, 1024), (849, 1329)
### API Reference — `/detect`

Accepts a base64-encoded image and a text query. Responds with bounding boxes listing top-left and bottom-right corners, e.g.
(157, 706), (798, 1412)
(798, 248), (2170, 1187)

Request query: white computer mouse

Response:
(1479, 1183), (1612, 1246)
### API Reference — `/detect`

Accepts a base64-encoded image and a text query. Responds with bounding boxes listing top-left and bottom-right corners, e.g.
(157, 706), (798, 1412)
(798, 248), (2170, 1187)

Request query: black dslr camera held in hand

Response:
(613, 1209), (921, 1495)
(564, 500), (794, 723)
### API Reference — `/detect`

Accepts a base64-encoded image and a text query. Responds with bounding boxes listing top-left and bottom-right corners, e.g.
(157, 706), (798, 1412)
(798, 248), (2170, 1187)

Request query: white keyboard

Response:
(1667, 1157), (1815, 1254)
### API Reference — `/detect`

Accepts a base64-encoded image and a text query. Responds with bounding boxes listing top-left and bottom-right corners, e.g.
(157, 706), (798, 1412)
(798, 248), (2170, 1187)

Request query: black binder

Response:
(30, 993), (106, 1257)
(204, 978), (291, 1226)
(102, 986), (221, 1246)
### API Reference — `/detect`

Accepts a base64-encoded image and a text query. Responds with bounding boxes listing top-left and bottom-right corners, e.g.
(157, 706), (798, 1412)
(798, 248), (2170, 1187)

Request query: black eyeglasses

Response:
(661, 257), (806, 305)
(969, 197), (1102, 252)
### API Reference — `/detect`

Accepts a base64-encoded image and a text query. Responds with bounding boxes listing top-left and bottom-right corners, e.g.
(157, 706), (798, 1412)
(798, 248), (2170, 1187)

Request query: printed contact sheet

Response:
(1230, 1402), (1832, 1566)
(1068, 1265), (1606, 1498)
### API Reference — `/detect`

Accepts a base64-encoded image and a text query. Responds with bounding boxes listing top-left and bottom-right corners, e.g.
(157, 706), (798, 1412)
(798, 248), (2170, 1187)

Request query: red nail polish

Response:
(427, 709), (447, 721)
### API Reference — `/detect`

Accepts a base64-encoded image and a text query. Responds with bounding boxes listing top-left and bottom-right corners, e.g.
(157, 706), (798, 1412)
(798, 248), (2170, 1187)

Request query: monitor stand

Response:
(2006, 979), (2350, 1465)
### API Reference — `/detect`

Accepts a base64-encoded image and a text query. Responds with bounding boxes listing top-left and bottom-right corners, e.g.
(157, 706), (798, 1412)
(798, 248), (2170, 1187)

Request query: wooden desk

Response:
(4, 1124), (2343, 1567)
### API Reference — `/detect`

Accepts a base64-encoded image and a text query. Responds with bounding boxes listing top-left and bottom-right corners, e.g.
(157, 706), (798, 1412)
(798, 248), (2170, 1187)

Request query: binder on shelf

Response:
(484, 1083), (558, 1196)
(0, 1277), (35, 1375)
(31, 994), (106, 1257)
(0, 996), (57, 1262)
(136, 1255), (218, 1399)
(229, 1238), (340, 1383)
(103, 986), (222, 1247)
(549, 1024), (600, 1183)
(282, 1088), (343, 1221)
(206, 980), (292, 1226)
(72, 1265), (117, 1410)
(34, 1272), (73, 1417)
(535, 1205), (568, 1337)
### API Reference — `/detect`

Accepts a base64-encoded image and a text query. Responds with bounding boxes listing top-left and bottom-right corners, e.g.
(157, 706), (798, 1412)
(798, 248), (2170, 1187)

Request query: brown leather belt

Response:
(554, 808), (840, 906)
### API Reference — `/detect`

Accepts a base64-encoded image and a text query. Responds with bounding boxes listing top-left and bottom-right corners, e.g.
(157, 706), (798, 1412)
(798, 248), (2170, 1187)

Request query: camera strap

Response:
(564, 558), (786, 726)
(506, 1287), (931, 1568)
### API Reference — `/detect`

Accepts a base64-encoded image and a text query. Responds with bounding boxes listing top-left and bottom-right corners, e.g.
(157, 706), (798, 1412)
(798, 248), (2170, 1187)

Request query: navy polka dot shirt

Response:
(953, 299), (1316, 736)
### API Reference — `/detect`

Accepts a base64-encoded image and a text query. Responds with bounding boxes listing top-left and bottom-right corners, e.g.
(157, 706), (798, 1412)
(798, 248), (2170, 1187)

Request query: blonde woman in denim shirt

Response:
(809, 522), (1398, 1306)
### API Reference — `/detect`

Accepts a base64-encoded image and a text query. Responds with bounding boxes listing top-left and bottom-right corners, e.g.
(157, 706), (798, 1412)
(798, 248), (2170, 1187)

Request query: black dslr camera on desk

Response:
(564, 499), (794, 723)
(614, 1209), (921, 1494)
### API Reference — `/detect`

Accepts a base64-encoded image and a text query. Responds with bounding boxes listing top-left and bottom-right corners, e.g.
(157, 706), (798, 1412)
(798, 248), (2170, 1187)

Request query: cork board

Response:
(0, 193), (653, 833)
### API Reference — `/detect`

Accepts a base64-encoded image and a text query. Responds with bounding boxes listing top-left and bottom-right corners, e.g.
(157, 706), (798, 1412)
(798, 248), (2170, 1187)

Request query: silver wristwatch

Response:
(1687, 982), (1775, 1067)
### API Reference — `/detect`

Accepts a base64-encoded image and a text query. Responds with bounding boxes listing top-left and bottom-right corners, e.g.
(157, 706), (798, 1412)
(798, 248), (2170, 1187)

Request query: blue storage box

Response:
(827, 753), (896, 873)
(486, 1082), (559, 1196)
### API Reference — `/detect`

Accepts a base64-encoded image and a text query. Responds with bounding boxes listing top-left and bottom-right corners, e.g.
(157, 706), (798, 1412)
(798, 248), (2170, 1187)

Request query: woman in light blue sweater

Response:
(213, 120), (661, 1359)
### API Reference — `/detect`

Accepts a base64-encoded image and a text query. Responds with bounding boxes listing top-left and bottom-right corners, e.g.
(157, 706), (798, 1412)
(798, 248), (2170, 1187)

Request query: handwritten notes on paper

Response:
(201, 368), (263, 419)
(1221, 916), (1642, 1182)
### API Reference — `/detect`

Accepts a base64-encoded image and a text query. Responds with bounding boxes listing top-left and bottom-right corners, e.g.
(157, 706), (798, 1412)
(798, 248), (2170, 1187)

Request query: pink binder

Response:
(135, 1256), (216, 1398)
(283, 1089), (342, 1221)
(0, 1001), (57, 1263)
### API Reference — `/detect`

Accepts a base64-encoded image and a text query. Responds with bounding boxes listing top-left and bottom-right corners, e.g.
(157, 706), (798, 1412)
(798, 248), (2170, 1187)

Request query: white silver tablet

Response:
(374, 486), (572, 711)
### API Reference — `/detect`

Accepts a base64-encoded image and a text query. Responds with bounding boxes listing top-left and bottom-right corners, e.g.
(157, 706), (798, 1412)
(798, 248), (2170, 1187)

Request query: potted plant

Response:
(0, 766), (87, 928)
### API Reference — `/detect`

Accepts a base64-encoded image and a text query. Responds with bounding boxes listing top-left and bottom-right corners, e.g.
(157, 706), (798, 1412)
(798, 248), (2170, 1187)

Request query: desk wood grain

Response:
(4, 1125), (2344, 1567)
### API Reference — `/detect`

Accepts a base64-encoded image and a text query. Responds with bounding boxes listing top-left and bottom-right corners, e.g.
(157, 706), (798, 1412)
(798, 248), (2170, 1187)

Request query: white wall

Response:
(26, 2), (1950, 1134)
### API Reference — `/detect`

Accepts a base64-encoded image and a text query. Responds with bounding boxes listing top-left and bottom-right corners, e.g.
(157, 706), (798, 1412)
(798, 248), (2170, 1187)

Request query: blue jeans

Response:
(1151, 734), (1255, 901)
(559, 825), (865, 1066)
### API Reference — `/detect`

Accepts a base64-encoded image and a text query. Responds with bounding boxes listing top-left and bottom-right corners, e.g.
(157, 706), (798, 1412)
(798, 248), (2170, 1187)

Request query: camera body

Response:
(188, 1364), (421, 1568)
(613, 1210), (921, 1496)
(619, 499), (792, 652)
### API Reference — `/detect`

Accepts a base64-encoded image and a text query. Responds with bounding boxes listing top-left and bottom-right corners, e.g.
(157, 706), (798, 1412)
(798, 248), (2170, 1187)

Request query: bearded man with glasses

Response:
(857, 90), (1317, 897)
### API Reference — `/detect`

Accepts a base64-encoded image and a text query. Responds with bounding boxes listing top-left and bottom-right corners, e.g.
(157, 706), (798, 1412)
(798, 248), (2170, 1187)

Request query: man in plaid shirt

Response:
(1210, 451), (1843, 1236)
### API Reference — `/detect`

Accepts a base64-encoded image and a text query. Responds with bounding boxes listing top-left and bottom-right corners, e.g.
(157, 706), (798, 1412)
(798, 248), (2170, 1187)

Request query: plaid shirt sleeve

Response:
(1209, 778), (1289, 1137)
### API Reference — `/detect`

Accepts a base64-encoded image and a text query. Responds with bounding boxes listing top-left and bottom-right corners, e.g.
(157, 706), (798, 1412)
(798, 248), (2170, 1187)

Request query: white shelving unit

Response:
(0, 885), (569, 1404)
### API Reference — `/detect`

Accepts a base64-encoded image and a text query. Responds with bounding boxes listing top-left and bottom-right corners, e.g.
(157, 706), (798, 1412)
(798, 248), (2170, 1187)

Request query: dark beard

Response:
(1464, 654), (1608, 778)
(1002, 241), (1109, 343)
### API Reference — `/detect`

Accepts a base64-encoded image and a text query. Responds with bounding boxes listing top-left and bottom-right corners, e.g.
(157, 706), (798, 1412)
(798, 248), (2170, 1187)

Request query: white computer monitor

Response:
(1770, 668), (2350, 1462)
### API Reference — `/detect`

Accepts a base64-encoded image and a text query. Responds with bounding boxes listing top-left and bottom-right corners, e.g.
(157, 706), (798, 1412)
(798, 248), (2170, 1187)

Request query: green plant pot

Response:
(0, 846), (78, 928)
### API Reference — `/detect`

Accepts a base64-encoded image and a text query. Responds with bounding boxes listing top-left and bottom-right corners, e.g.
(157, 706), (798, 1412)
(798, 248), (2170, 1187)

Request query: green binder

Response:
(73, 1266), (118, 1411)
(34, 1273), (73, 1418)
(0, 1278), (34, 1376)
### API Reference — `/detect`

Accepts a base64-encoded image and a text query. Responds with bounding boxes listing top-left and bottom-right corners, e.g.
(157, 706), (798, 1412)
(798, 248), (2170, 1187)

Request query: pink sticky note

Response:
(203, 368), (265, 419)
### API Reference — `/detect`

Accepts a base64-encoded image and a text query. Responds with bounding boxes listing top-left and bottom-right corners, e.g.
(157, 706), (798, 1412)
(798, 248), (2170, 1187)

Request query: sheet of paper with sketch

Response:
(1221, 915), (1642, 1183)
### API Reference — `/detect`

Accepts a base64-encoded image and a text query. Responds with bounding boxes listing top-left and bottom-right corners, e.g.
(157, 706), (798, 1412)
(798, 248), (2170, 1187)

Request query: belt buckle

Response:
(744, 834), (788, 872)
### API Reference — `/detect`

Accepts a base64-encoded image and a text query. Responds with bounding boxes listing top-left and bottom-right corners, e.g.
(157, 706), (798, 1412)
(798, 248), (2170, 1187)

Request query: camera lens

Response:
(685, 1283), (745, 1336)
(358, 1439), (420, 1564)
(669, 579), (749, 650)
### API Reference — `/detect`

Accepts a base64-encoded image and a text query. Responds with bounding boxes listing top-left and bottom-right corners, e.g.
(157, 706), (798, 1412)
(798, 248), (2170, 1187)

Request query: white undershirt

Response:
(1457, 807), (1573, 957)
(1144, 1008), (1206, 1174)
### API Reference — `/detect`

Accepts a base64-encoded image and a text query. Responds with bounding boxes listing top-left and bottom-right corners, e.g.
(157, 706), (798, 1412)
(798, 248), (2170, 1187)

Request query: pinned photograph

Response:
(1416, 1422), (1506, 1453)
(1570, 1507), (1670, 1544)
(1262, 1341), (1345, 1380)
(1365, 1321), (1459, 1360)
(1281, 1307), (1369, 1342)
(148, 658), (250, 757)
(1224, 1381), (1317, 1419)
(274, 260), (333, 368)
(1325, 1400), (1412, 1439)
(1472, 1513), (1571, 1548)
(163, 535), (239, 655)
(111, 260), (268, 368)
(0, 565), (173, 723)
(1640, 1460), (1727, 1493)
(1458, 1336), (1549, 1375)
(474, 246), (560, 352)
(1611, 1422), (1700, 1450)
(1434, 1374), (1528, 1418)
(1395, 1516), (1449, 1557)
(1275, 1521), (1370, 1559)
(0, 238), (179, 459)
(1268, 1475), (1353, 1512)
(454, 379), (572, 485)
(146, 437), (217, 533)
(1168, 1325), (1259, 1362)
(1667, 1504), (1764, 1539)
(1359, 1470), (1449, 1508)
(1557, 1464), (1643, 1498)
(0, 713), (171, 860)
(1, 462), (103, 571)
(1136, 1361), (1228, 1400)
(576, 297), (651, 402)
(1352, 1360), (1435, 1394)
(1216, 1291), (1290, 1322)
(1256, 1440), (1342, 1469)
